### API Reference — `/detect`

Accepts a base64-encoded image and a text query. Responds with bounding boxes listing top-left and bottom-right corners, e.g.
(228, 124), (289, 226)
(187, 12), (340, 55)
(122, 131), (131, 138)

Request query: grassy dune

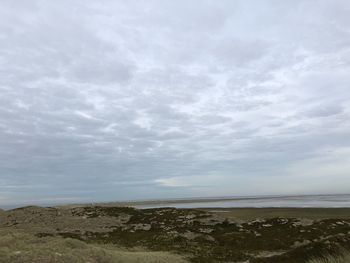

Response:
(309, 251), (350, 263)
(1, 206), (349, 262)
(0, 230), (187, 263)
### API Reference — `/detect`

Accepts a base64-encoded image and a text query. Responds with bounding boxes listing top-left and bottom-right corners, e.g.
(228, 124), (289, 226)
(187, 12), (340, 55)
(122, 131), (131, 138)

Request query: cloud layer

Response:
(1, 0), (350, 206)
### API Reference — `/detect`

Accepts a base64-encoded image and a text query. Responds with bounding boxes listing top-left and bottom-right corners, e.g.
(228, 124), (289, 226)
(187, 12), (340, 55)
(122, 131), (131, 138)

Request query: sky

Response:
(1, 0), (350, 207)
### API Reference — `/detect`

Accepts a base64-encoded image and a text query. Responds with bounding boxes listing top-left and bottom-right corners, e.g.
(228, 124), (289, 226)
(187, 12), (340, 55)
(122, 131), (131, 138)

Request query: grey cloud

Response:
(303, 104), (344, 118)
(70, 56), (134, 85)
(0, 0), (350, 206)
(213, 38), (269, 67)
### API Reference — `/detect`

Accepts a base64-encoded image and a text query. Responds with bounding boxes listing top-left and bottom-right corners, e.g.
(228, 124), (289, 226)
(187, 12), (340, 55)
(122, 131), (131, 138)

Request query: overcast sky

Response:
(1, 0), (350, 207)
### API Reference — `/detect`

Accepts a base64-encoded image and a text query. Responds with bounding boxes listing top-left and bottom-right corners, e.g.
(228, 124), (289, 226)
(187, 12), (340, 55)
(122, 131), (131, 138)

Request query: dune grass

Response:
(1, 206), (349, 262)
(308, 251), (350, 263)
(0, 230), (187, 263)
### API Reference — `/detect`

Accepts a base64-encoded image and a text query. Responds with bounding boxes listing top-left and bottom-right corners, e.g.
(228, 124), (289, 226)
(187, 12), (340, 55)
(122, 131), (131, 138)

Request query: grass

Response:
(1, 206), (350, 263)
(0, 229), (187, 263)
(205, 208), (350, 221)
(308, 251), (350, 263)
(77, 207), (350, 262)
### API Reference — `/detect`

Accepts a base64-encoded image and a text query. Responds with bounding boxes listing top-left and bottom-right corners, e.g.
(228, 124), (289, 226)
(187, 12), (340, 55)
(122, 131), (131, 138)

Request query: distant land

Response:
(2, 194), (350, 211)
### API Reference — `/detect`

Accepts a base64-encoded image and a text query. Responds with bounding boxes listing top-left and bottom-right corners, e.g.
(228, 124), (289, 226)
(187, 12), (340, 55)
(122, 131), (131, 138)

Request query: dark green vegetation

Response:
(1, 206), (350, 262)
(204, 208), (350, 221)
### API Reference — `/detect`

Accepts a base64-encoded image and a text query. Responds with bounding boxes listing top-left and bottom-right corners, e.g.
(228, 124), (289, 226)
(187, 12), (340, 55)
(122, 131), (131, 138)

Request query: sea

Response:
(1, 194), (350, 210)
(134, 194), (350, 209)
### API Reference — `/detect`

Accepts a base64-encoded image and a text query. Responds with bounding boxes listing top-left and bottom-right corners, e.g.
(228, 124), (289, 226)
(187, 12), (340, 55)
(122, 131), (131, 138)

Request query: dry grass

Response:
(308, 251), (350, 263)
(1, 206), (350, 262)
(0, 230), (188, 263)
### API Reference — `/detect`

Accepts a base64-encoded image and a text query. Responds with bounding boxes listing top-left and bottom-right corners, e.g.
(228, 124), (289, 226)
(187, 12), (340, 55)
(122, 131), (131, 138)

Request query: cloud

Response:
(154, 178), (190, 188)
(288, 147), (350, 179)
(0, 0), (350, 206)
(303, 104), (344, 118)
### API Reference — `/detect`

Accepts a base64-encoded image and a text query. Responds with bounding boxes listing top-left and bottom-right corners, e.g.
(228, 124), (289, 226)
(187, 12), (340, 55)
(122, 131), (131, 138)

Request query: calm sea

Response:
(2, 194), (350, 210)
(135, 194), (350, 209)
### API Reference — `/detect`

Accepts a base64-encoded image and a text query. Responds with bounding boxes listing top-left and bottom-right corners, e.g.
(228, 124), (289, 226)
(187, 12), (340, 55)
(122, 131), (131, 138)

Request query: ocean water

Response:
(2, 194), (350, 210)
(135, 194), (350, 209)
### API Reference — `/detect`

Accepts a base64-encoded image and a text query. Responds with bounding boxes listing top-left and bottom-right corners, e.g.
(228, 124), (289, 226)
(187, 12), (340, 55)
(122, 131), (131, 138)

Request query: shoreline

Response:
(2, 193), (350, 211)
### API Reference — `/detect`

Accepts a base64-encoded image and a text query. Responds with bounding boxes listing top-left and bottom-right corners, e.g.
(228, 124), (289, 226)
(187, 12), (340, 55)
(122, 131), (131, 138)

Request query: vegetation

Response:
(308, 251), (350, 263)
(0, 229), (187, 263)
(1, 206), (349, 262)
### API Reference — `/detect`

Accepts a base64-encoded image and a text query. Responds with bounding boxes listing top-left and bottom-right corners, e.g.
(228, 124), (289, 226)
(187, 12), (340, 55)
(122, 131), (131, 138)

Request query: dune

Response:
(0, 229), (187, 263)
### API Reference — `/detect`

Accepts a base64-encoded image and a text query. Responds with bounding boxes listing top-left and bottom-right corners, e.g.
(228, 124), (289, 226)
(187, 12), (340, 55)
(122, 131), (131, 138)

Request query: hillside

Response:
(0, 206), (349, 262)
